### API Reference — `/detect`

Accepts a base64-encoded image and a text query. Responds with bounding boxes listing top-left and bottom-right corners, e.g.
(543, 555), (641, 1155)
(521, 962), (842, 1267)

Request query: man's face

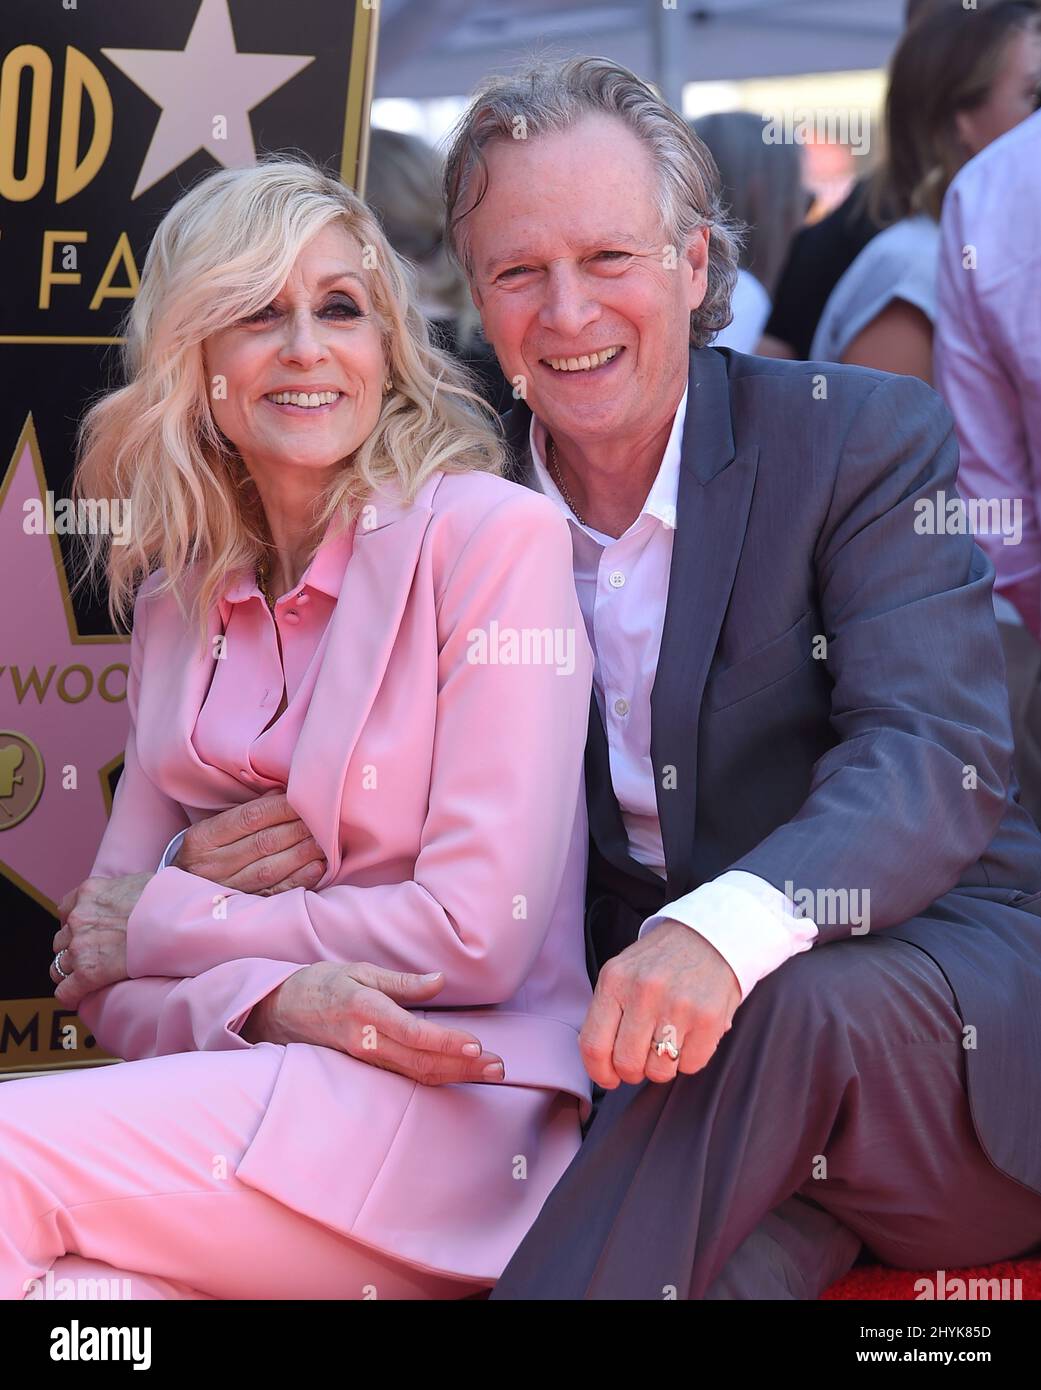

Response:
(464, 113), (709, 447)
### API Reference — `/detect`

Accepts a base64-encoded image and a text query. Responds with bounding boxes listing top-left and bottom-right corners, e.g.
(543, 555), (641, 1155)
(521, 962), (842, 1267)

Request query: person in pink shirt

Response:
(936, 108), (1041, 824)
(0, 158), (594, 1299)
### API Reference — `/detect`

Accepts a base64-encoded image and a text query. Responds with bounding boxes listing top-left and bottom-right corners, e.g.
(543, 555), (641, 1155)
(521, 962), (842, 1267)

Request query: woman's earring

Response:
(383, 378), (393, 394)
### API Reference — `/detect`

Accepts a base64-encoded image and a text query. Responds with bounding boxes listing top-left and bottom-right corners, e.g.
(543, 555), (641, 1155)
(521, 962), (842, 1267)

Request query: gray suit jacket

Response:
(503, 345), (1041, 1194)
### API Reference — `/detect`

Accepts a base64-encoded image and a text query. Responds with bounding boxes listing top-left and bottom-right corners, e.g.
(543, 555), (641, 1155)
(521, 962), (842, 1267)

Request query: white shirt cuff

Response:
(158, 828), (188, 872)
(638, 870), (818, 1002)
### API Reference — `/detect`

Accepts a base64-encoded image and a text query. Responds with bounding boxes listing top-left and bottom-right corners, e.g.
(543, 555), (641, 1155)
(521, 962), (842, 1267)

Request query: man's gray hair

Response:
(441, 55), (743, 349)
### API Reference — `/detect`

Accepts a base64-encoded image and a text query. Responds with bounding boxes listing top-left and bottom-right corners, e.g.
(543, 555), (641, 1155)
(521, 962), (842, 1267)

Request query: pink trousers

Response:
(0, 1042), (486, 1300)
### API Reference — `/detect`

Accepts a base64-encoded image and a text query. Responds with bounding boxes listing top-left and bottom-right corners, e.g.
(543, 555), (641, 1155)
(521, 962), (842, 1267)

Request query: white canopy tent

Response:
(374, 0), (908, 109)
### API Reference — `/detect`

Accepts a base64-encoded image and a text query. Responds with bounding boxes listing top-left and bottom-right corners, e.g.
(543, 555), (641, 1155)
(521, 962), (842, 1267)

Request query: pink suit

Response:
(0, 468), (594, 1298)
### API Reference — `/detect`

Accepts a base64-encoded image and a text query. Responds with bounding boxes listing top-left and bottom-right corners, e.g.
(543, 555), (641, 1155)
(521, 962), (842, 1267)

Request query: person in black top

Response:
(760, 180), (890, 359)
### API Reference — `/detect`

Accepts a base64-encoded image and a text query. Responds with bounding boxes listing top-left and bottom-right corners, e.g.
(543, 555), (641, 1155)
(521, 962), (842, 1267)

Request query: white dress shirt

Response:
(528, 387), (817, 1001)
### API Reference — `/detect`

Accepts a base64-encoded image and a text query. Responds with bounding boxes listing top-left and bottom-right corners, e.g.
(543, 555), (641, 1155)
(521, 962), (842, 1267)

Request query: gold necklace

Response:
(256, 558), (277, 612)
(547, 437), (587, 526)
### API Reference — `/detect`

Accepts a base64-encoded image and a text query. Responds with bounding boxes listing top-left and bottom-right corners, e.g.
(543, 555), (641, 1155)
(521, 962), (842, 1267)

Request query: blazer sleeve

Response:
(120, 494), (594, 1007)
(78, 584), (305, 1060)
(729, 372), (1015, 942)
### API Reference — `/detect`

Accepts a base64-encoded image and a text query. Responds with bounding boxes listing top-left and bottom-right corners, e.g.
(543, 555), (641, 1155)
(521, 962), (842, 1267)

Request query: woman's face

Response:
(955, 24), (1041, 159)
(203, 223), (387, 481)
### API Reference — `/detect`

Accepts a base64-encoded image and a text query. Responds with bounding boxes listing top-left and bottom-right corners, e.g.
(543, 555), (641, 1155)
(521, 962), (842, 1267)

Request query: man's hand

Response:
(580, 920), (742, 1089)
(50, 873), (153, 1009)
(173, 792), (326, 894)
(241, 961), (507, 1086)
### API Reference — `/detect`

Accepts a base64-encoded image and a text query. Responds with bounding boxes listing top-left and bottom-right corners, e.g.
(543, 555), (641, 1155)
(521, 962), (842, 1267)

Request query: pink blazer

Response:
(78, 468), (595, 1281)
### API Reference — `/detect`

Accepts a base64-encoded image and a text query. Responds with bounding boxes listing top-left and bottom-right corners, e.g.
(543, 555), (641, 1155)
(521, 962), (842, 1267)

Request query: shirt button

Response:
(608, 570), (626, 589)
(613, 697), (629, 717)
(296, 592), (311, 606)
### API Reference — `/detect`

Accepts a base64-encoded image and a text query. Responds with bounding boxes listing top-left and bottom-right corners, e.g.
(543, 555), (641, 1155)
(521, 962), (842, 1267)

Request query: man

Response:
(936, 108), (1041, 828)
(433, 56), (1041, 1299)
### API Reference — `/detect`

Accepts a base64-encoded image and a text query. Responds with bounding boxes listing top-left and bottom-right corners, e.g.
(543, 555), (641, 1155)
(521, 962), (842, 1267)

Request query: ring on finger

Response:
(651, 1035), (679, 1061)
(53, 949), (71, 981)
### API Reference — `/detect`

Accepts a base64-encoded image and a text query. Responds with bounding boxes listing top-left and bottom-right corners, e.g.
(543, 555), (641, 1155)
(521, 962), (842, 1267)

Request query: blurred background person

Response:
(691, 111), (807, 353)
(760, 0), (1026, 361)
(937, 108), (1041, 828)
(809, 0), (1041, 382)
(365, 127), (512, 413)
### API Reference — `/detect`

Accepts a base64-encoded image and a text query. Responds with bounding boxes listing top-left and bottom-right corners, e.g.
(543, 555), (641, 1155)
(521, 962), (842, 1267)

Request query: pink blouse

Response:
(191, 519), (356, 791)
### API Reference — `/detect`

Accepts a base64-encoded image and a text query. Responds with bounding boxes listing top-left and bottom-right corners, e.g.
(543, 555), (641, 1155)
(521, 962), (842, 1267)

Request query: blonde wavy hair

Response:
(73, 154), (505, 638)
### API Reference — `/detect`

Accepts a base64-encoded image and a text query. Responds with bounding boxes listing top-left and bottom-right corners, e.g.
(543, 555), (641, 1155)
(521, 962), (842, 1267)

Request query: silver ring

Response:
(53, 949), (70, 981)
(653, 1037), (679, 1061)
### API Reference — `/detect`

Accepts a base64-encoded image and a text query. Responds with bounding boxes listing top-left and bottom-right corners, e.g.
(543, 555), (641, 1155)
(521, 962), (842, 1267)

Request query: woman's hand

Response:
(243, 961), (507, 1086)
(50, 872), (154, 1009)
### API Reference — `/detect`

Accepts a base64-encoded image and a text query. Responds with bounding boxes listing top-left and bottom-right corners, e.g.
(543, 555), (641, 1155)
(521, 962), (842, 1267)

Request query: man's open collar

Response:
(500, 346), (737, 489)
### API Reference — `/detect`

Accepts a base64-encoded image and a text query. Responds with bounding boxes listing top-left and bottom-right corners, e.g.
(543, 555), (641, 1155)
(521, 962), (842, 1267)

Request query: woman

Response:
(0, 157), (594, 1300)
(810, 0), (1041, 382)
(689, 111), (807, 355)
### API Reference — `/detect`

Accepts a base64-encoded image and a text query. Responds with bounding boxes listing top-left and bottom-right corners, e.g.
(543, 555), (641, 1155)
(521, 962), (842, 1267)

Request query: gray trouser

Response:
(491, 933), (1041, 1300)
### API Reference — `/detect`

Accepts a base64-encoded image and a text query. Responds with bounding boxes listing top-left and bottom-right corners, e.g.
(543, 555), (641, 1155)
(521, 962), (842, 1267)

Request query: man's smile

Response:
(539, 344), (626, 375)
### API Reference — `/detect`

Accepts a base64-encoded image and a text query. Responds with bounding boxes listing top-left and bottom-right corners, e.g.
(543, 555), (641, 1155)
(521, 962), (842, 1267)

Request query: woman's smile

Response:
(203, 224), (388, 483)
(261, 389), (346, 416)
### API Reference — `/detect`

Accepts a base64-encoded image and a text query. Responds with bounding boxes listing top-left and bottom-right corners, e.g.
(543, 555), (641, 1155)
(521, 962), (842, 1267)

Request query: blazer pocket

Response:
(706, 610), (818, 711)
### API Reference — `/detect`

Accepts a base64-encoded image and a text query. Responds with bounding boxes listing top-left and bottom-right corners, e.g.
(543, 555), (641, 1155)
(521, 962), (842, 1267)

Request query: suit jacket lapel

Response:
(288, 475), (441, 884)
(584, 696), (665, 887)
(650, 348), (759, 896)
(146, 600), (253, 811)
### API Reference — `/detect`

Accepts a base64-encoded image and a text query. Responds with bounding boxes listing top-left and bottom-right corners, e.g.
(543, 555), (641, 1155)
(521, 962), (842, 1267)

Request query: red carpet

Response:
(822, 1259), (1041, 1300)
